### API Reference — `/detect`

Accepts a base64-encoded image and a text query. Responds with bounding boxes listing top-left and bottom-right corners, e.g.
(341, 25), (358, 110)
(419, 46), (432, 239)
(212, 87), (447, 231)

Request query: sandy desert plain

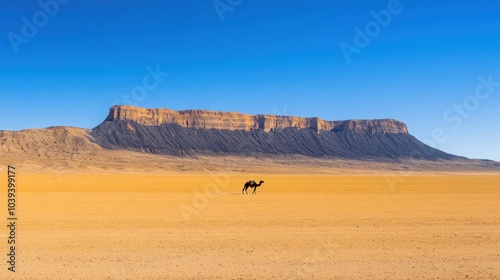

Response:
(1, 163), (499, 279)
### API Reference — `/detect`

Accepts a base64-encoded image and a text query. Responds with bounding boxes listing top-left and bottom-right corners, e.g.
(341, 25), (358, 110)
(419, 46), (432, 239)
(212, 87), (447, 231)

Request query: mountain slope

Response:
(0, 126), (100, 159)
(2, 106), (499, 172)
(89, 106), (458, 160)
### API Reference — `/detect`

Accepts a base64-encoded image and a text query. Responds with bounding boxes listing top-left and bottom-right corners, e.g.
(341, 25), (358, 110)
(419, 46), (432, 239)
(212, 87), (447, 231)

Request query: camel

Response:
(242, 180), (265, 195)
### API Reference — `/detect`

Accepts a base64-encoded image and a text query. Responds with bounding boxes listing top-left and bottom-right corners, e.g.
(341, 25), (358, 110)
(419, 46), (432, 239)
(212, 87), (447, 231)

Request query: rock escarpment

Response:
(3, 106), (499, 172)
(106, 105), (408, 134)
(90, 106), (456, 160)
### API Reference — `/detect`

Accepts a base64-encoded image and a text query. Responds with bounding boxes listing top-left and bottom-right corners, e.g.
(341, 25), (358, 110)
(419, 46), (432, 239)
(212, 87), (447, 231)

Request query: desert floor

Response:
(3, 172), (500, 279)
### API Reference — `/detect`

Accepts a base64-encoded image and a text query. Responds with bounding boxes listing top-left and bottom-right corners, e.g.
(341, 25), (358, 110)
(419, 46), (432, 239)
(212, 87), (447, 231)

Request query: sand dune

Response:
(7, 172), (499, 279)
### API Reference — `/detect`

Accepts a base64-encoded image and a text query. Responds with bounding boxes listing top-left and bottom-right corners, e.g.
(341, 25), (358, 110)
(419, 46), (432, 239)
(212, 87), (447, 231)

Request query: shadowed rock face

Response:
(90, 106), (455, 160)
(106, 105), (409, 134)
(3, 106), (499, 172)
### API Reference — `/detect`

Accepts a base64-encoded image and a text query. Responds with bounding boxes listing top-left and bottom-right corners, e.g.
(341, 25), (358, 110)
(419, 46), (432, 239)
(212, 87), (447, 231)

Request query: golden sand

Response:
(4, 173), (500, 279)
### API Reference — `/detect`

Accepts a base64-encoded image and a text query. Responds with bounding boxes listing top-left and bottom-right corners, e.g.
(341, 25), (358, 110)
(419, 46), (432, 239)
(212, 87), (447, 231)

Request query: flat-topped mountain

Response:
(106, 105), (408, 134)
(90, 105), (450, 160)
(3, 105), (500, 172)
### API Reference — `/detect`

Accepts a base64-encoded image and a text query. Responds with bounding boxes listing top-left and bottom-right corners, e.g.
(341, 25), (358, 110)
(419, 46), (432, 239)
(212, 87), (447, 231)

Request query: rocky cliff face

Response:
(2, 106), (489, 166)
(84, 105), (459, 160)
(106, 105), (409, 134)
(3, 106), (499, 171)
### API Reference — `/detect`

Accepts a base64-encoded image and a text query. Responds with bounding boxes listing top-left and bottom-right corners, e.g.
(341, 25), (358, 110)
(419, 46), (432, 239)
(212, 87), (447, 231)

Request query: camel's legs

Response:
(244, 187), (249, 195)
(252, 187), (257, 195)
(242, 186), (246, 195)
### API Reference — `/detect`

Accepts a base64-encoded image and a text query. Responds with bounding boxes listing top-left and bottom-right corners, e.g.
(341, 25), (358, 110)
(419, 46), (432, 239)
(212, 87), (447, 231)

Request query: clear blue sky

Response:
(1, 0), (499, 160)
